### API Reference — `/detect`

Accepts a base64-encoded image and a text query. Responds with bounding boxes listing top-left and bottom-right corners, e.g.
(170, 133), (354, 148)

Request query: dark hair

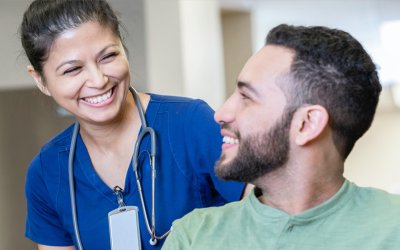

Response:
(266, 24), (382, 159)
(20, 0), (123, 77)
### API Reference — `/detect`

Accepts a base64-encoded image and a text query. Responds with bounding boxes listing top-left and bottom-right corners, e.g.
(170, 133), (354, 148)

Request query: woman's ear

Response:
(293, 105), (329, 146)
(27, 66), (51, 96)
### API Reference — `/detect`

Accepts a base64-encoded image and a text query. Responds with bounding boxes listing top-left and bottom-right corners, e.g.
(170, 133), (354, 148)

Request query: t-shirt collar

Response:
(248, 179), (355, 223)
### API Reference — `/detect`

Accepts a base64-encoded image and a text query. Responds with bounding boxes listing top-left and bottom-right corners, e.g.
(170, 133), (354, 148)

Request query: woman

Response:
(20, 0), (245, 249)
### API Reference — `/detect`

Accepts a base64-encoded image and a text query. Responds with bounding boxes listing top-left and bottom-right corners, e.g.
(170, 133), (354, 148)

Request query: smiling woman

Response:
(28, 21), (131, 126)
(19, 0), (246, 250)
(28, 21), (132, 129)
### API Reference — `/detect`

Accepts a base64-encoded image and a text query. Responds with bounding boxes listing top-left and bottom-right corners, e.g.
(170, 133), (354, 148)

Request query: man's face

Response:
(214, 45), (295, 183)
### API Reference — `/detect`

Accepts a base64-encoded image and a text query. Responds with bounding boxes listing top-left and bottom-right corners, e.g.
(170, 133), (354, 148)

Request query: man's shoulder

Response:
(163, 197), (254, 249)
(353, 184), (400, 215)
(173, 199), (243, 228)
(356, 185), (400, 203)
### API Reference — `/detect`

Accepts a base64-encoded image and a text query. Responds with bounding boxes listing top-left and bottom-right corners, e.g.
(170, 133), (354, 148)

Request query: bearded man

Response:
(163, 24), (400, 250)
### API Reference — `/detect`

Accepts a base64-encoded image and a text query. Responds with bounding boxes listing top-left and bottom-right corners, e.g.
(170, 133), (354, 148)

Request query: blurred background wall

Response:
(1, 0), (399, 249)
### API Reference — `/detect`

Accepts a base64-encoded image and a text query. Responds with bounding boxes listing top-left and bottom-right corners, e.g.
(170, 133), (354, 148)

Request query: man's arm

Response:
(162, 225), (188, 250)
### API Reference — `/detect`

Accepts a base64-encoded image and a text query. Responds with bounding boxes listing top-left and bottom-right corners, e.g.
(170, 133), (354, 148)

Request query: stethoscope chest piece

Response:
(149, 238), (157, 246)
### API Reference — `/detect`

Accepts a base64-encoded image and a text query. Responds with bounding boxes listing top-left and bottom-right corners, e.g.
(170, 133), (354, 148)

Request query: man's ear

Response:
(27, 66), (51, 96)
(292, 105), (329, 146)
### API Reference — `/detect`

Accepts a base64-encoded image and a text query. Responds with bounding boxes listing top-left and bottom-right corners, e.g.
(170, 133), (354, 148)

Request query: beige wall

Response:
(0, 89), (74, 250)
(179, 0), (226, 108)
(221, 10), (253, 97)
(345, 92), (400, 193)
(144, 0), (184, 95)
(144, 0), (227, 109)
(1, 0), (32, 90)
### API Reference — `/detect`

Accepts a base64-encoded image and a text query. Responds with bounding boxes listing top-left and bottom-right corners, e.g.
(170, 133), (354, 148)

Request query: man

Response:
(162, 24), (400, 249)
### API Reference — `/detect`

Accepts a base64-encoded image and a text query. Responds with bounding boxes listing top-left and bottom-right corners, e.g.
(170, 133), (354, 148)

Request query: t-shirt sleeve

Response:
(25, 152), (73, 246)
(183, 100), (245, 205)
(162, 217), (192, 250)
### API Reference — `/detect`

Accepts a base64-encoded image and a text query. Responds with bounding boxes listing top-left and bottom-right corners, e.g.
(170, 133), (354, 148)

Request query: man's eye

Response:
(240, 93), (250, 100)
(63, 66), (81, 75)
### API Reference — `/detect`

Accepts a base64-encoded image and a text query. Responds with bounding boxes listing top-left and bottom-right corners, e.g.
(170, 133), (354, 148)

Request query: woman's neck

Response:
(79, 91), (150, 154)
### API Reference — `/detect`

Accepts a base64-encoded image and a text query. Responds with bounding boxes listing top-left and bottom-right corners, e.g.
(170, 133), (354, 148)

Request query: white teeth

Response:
(223, 136), (239, 144)
(84, 89), (112, 104)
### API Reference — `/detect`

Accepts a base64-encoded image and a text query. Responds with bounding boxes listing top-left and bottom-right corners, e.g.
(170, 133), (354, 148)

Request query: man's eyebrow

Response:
(237, 81), (260, 97)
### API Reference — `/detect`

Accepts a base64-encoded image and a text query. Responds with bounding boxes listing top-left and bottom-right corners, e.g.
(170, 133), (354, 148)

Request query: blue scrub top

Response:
(25, 94), (245, 250)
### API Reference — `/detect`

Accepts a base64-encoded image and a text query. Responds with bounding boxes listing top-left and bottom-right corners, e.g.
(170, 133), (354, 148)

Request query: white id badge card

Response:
(108, 206), (142, 250)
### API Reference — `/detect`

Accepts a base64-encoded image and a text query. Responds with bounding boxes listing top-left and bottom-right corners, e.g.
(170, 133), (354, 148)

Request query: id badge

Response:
(108, 206), (142, 250)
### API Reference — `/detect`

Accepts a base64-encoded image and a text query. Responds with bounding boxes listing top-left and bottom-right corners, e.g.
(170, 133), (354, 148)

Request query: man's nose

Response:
(214, 94), (237, 125)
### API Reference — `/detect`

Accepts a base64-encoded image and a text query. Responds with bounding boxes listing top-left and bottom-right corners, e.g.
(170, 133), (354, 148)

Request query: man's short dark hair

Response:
(266, 24), (382, 159)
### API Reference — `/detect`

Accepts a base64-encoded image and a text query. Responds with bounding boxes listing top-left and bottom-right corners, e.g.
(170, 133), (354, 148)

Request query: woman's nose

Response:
(85, 65), (108, 88)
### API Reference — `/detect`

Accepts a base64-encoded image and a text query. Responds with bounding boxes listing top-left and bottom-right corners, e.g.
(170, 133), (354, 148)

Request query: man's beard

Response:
(215, 108), (294, 183)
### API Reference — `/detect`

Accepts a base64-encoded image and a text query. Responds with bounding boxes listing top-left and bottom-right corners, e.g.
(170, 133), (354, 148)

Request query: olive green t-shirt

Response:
(163, 180), (400, 250)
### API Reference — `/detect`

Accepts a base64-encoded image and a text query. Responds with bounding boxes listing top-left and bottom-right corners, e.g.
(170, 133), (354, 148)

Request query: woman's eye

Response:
(63, 66), (81, 75)
(101, 52), (118, 62)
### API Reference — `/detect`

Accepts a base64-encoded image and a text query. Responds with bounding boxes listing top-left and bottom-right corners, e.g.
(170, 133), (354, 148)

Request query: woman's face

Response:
(30, 21), (131, 126)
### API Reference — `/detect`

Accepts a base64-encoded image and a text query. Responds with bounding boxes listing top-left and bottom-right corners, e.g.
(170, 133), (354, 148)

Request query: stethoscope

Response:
(68, 86), (170, 250)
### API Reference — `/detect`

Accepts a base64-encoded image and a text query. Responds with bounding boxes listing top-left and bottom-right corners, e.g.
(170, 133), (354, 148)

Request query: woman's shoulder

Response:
(27, 124), (75, 187)
(148, 93), (211, 108)
(148, 93), (213, 116)
(149, 93), (194, 103)
(39, 123), (75, 154)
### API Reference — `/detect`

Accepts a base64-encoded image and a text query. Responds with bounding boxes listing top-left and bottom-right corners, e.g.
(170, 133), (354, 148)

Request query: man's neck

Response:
(254, 163), (345, 215)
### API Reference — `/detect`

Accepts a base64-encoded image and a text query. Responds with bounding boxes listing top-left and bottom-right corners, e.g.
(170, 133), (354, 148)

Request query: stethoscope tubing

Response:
(68, 86), (169, 249)
(68, 121), (83, 250)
